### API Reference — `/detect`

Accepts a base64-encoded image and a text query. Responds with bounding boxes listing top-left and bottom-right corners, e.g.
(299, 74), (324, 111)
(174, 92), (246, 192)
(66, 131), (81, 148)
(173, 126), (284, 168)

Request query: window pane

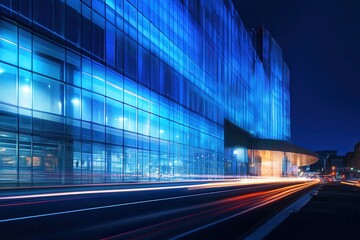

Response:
(124, 131), (137, 148)
(54, 0), (65, 37)
(124, 78), (137, 106)
(19, 1), (32, 20)
(106, 21), (115, 66)
(33, 0), (54, 30)
(123, 104), (136, 132)
(150, 114), (159, 138)
(0, 132), (18, 182)
(107, 144), (123, 182)
(66, 50), (81, 87)
(33, 74), (64, 115)
(115, 29), (124, 72)
(124, 147), (137, 181)
(0, 20), (17, 65)
(106, 98), (123, 129)
(159, 117), (169, 140)
(19, 134), (32, 183)
(106, 69), (123, 101)
(137, 46), (151, 88)
(92, 11), (105, 59)
(19, 29), (32, 70)
(19, 69), (32, 109)
(92, 93), (105, 124)
(137, 85), (150, 112)
(124, 34), (137, 79)
(82, 90), (92, 121)
(65, 0), (81, 46)
(92, 61), (105, 94)
(0, 62), (17, 105)
(92, 143), (105, 183)
(150, 55), (159, 92)
(66, 86), (81, 119)
(138, 109), (150, 135)
(81, 4), (92, 53)
(33, 36), (64, 80)
(82, 56), (92, 90)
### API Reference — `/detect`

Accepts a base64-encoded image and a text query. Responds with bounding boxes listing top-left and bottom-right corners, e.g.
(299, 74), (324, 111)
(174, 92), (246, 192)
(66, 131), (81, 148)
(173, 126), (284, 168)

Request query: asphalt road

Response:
(266, 181), (360, 240)
(0, 180), (319, 239)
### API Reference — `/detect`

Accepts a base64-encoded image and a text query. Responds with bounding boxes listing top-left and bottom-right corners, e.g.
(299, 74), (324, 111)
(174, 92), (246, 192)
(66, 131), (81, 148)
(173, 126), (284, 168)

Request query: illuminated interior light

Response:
(71, 98), (80, 105)
(159, 129), (164, 134)
(22, 85), (30, 93)
(0, 69), (4, 74)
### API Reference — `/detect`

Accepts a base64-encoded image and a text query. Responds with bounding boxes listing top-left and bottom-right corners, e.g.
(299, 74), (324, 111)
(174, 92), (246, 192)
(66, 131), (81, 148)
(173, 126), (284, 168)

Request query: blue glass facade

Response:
(0, 0), (290, 184)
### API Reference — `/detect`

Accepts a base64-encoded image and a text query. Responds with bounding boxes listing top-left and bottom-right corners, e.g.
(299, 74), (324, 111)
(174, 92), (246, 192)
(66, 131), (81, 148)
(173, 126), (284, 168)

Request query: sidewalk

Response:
(266, 182), (360, 239)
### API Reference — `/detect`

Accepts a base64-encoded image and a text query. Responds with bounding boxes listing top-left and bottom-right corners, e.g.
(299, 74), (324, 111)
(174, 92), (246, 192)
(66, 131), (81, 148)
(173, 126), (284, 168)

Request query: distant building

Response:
(332, 142), (360, 179)
(345, 152), (354, 168)
(307, 150), (337, 172)
(354, 142), (360, 170)
(305, 142), (360, 179)
(346, 141), (360, 169)
(329, 155), (346, 173)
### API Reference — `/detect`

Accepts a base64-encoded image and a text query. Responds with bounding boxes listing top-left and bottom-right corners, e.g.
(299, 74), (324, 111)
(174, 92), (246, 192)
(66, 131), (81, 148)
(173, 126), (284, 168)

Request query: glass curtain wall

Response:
(0, 0), (290, 185)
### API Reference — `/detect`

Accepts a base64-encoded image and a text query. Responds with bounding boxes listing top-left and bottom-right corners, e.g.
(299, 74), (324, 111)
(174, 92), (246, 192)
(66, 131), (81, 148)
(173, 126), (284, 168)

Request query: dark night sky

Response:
(233, 0), (360, 155)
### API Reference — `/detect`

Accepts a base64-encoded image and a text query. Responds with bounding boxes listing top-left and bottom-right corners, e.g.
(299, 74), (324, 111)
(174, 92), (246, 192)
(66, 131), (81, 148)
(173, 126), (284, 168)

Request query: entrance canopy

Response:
(224, 120), (318, 167)
(252, 139), (318, 167)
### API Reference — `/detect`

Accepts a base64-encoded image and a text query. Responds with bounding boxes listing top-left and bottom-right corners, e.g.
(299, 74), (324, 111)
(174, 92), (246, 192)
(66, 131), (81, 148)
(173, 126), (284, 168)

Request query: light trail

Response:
(0, 178), (313, 200)
(0, 180), (319, 239)
(102, 180), (319, 239)
(0, 196), (83, 208)
(341, 180), (360, 187)
(0, 184), (271, 223)
(187, 177), (311, 190)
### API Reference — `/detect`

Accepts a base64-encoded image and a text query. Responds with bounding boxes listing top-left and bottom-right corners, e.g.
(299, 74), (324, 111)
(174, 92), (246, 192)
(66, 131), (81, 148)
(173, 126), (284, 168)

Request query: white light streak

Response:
(0, 186), (263, 223)
(19, 45), (32, 52)
(0, 37), (16, 46)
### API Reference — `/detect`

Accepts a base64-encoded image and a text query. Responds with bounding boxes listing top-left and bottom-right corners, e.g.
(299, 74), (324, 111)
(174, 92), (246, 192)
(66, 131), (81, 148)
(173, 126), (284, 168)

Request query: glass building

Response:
(0, 0), (317, 185)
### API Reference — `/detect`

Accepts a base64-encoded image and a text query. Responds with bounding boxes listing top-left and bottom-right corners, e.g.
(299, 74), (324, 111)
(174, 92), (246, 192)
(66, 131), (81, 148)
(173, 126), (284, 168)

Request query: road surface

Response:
(0, 179), (319, 239)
